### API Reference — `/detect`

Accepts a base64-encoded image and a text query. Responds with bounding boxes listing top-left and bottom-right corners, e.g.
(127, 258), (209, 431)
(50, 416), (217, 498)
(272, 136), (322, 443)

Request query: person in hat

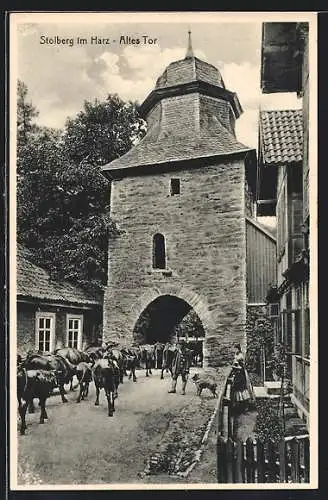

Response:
(168, 339), (191, 395)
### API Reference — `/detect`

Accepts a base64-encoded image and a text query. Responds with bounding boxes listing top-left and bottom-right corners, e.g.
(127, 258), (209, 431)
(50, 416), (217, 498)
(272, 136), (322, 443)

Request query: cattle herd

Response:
(16, 340), (204, 435)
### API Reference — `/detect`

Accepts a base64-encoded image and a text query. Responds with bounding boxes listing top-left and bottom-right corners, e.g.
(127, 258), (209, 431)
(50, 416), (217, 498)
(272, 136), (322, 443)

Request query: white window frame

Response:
(35, 312), (56, 353)
(66, 314), (83, 350)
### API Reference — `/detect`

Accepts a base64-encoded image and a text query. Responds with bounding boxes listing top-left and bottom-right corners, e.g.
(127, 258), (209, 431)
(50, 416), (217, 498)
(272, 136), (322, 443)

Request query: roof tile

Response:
(260, 109), (303, 166)
(17, 245), (101, 306)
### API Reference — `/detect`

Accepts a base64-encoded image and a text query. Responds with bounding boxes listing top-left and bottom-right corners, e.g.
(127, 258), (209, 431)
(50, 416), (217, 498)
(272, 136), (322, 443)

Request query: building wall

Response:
(245, 180), (253, 217)
(246, 219), (276, 303)
(291, 25), (310, 421)
(17, 301), (101, 355)
(103, 157), (247, 368)
(302, 29), (310, 224)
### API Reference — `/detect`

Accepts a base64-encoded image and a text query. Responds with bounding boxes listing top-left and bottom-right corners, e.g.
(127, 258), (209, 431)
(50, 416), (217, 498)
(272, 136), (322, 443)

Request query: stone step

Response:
(253, 386), (268, 398)
(264, 381), (282, 395)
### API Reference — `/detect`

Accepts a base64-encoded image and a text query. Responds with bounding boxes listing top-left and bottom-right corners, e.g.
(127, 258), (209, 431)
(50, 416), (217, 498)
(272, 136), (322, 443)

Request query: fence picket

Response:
(279, 438), (287, 483)
(303, 437), (310, 483)
(235, 439), (243, 483)
(226, 438), (234, 483)
(290, 438), (300, 483)
(256, 440), (265, 483)
(245, 438), (255, 483)
(267, 440), (277, 482)
(217, 436), (227, 483)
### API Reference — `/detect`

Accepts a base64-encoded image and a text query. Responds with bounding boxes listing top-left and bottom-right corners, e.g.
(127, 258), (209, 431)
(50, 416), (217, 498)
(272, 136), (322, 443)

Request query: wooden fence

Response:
(216, 367), (310, 483)
(217, 434), (310, 483)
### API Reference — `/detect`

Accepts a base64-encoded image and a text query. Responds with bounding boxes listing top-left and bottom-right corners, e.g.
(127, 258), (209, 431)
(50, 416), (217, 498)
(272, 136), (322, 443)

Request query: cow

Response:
(17, 367), (57, 435)
(21, 353), (77, 405)
(55, 347), (92, 390)
(75, 362), (93, 403)
(105, 347), (125, 385)
(139, 344), (155, 377)
(160, 343), (178, 379)
(92, 358), (117, 417)
(154, 342), (165, 369)
(120, 347), (139, 382)
(84, 345), (106, 364)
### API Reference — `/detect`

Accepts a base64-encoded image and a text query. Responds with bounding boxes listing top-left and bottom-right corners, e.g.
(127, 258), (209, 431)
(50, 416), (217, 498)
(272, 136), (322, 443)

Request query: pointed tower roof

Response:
(185, 29), (194, 59)
(102, 42), (254, 178)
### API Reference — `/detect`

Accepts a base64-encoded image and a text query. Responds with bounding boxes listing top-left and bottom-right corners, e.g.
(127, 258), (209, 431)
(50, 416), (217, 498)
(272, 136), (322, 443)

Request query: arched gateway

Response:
(132, 294), (205, 345)
(101, 35), (254, 368)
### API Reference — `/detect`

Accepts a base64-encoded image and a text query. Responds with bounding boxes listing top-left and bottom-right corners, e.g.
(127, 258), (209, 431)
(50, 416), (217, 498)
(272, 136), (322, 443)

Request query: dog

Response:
(191, 373), (218, 398)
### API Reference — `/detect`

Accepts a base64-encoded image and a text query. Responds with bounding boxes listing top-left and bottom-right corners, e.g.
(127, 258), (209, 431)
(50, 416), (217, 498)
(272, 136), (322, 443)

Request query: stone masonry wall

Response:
(103, 156), (247, 368)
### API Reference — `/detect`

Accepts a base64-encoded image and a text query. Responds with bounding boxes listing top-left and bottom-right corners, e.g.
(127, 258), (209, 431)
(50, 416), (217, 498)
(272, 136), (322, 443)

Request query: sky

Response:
(15, 17), (303, 151)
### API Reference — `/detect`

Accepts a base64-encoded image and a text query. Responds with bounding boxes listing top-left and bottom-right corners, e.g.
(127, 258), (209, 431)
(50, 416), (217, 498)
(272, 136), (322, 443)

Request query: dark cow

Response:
(120, 347), (139, 382)
(84, 346), (106, 364)
(55, 347), (90, 364)
(75, 362), (93, 403)
(105, 348), (125, 385)
(139, 344), (155, 377)
(102, 351), (121, 399)
(21, 353), (76, 405)
(160, 343), (178, 379)
(154, 342), (165, 369)
(17, 367), (57, 435)
(55, 347), (91, 390)
(92, 358), (117, 417)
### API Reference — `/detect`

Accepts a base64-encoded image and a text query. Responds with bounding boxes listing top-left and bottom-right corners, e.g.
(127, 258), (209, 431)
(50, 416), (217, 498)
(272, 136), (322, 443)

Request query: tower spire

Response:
(185, 29), (194, 59)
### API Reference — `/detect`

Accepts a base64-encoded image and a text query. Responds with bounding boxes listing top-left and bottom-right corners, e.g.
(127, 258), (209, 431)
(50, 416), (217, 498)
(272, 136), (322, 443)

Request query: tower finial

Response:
(185, 29), (194, 59)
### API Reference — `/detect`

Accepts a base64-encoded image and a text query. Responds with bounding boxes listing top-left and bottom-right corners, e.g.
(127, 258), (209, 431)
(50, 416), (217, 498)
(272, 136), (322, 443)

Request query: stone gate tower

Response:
(101, 36), (254, 367)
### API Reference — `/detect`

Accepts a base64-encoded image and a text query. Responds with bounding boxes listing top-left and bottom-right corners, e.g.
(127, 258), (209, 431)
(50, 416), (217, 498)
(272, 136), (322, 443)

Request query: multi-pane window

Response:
(67, 315), (83, 350)
(35, 313), (55, 353)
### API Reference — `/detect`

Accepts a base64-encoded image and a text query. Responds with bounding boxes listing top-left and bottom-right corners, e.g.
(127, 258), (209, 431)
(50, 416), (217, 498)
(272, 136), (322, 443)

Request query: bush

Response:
(254, 400), (284, 442)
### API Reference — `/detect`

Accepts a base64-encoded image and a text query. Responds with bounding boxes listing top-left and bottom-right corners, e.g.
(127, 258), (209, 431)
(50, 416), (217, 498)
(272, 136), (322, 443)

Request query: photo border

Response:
(3, 8), (323, 497)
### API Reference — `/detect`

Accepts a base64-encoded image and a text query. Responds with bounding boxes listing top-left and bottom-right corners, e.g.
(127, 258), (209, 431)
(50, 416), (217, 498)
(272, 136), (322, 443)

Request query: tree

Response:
(246, 313), (274, 382)
(62, 95), (146, 166)
(173, 309), (204, 339)
(267, 343), (293, 434)
(17, 80), (39, 147)
(17, 90), (146, 293)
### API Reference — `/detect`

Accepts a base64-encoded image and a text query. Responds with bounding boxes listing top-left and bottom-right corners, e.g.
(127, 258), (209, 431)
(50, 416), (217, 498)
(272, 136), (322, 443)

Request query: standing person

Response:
(231, 343), (255, 411)
(168, 340), (191, 395)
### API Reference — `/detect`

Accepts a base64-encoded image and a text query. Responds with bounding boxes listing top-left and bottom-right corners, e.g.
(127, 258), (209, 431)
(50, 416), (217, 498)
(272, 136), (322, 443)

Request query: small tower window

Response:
(152, 233), (166, 269)
(170, 178), (180, 196)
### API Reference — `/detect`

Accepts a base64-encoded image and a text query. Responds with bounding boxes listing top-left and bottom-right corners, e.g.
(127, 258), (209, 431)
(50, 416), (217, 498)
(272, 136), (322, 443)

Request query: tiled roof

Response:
(17, 245), (101, 306)
(260, 109), (303, 166)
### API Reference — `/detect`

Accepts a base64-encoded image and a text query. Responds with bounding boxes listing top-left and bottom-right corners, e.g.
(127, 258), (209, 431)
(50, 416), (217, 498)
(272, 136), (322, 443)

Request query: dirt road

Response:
(17, 367), (217, 485)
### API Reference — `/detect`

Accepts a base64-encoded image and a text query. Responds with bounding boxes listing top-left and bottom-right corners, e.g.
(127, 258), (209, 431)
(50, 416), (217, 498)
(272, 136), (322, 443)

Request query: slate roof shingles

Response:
(102, 55), (252, 175)
(17, 245), (101, 306)
(260, 109), (303, 166)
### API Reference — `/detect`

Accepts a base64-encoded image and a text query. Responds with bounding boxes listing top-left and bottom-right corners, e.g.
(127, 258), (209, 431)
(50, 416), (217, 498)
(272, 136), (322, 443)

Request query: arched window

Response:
(152, 233), (166, 269)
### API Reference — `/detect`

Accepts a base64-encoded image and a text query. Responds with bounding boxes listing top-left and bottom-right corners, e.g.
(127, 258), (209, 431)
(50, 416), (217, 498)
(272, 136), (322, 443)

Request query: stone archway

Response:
(128, 284), (213, 339)
(132, 294), (205, 344)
